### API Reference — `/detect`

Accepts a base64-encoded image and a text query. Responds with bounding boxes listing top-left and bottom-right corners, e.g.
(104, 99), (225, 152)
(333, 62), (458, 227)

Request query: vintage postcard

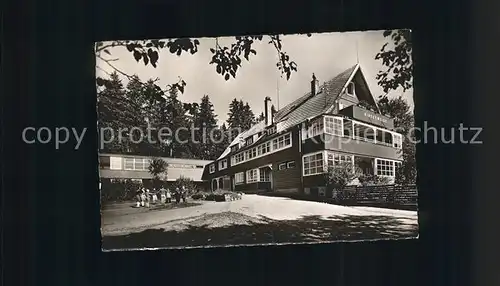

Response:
(96, 30), (417, 251)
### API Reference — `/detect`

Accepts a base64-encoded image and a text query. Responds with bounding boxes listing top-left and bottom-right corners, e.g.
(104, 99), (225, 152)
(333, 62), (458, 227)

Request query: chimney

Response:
(311, 73), (320, 96)
(264, 96), (273, 127)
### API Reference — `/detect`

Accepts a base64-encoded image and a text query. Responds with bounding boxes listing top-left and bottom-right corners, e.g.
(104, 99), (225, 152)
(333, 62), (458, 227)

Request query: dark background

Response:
(3, 0), (499, 285)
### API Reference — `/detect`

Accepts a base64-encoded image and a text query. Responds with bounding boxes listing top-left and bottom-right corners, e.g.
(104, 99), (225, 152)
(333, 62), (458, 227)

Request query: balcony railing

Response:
(303, 115), (402, 150)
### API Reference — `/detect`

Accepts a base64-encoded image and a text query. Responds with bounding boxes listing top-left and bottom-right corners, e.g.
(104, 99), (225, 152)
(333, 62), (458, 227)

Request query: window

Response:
(209, 164), (216, 173)
(135, 159), (145, 170)
(308, 117), (324, 138)
(124, 158), (134, 170)
(303, 152), (324, 176)
(231, 145), (239, 153)
(377, 130), (393, 146)
(196, 165), (204, 169)
(124, 157), (149, 170)
(218, 159), (227, 170)
(376, 159), (395, 177)
(287, 161), (296, 169)
(246, 169), (259, 183)
(267, 125), (277, 135)
(257, 141), (271, 155)
(231, 152), (245, 165)
(246, 137), (253, 145)
(245, 148), (257, 160)
(272, 133), (292, 150)
(393, 134), (402, 149)
(326, 152), (353, 168)
(343, 119), (353, 137)
(110, 156), (122, 170)
(353, 123), (375, 142)
(324, 116), (343, 136)
(235, 172), (245, 184)
(231, 132), (292, 165)
(346, 82), (355, 96)
(279, 163), (287, 170)
(259, 168), (271, 182)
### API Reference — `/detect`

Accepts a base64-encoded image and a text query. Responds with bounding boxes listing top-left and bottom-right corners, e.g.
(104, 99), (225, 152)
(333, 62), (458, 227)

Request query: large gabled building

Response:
(202, 64), (403, 196)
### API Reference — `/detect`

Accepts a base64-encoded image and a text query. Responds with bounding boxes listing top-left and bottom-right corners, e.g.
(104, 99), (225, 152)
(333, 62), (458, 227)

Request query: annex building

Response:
(99, 153), (212, 190)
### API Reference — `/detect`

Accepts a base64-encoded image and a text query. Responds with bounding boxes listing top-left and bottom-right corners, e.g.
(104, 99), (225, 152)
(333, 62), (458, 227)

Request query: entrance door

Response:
(212, 179), (217, 191)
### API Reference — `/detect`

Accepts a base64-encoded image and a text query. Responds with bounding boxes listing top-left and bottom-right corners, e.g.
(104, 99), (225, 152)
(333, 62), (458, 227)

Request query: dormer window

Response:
(231, 145), (239, 153)
(218, 159), (227, 170)
(346, 82), (355, 97)
(246, 137), (253, 145)
(267, 125), (277, 135)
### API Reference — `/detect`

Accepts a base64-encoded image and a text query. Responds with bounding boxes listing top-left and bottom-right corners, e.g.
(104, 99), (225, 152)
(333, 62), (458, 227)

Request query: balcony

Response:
(302, 113), (403, 161)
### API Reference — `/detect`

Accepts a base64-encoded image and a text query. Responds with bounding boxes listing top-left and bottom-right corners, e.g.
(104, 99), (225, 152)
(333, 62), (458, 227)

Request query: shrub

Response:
(358, 174), (391, 186)
(324, 162), (359, 193)
(172, 176), (198, 194)
(191, 193), (206, 200)
(203, 190), (241, 201)
(100, 179), (142, 203)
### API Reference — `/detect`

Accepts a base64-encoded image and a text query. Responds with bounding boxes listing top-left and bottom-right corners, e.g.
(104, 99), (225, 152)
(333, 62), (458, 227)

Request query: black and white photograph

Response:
(96, 30), (417, 251)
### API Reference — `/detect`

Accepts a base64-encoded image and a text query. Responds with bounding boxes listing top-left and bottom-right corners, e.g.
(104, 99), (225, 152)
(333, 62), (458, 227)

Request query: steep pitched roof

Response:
(216, 64), (360, 160)
(274, 64), (358, 131)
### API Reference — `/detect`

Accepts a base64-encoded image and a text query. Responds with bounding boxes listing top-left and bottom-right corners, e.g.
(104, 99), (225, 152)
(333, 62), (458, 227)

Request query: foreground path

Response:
(101, 195), (418, 237)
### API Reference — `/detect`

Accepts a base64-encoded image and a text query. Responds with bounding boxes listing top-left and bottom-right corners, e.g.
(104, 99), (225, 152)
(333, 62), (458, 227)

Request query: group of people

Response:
(135, 186), (189, 208)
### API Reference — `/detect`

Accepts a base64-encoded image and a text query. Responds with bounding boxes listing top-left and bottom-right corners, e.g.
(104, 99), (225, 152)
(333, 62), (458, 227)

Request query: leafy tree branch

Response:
(375, 29), (413, 93)
(95, 35), (301, 94)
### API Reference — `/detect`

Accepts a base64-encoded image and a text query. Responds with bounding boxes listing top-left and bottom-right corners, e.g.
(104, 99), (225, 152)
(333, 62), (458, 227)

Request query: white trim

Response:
(345, 82), (356, 97)
(231, 132), (293, 166)
(209, 164), (216, 174)
(325, 64), (360, 114)
(279, 163), (287, 170)
(246, 169), (259, 183)
(218, 159), (227, 170)
(324, 115), (343, 137)
(392, 133), (403, 149)
(304, 115), (403, 146)
(287, 161), (296, 169)
(234, 172), (245, 185)
(302, 151), (326, 177)
(109, 156), (122, 170)
(123, 157), (149, 171)
(375, 158), (398, 177)
(324, 64), (382, 114)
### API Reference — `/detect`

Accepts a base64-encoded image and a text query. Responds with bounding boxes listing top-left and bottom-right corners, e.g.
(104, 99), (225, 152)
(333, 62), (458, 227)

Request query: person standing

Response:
(145, 189), (150, 207)
(135, 187), (143, 208)
(152, 188), (158, 204)
(140, 188), (147, 207)
(174, 187), (181, 204)
(181, 186), (187, 203)
(160, 187), (166, 204)
(166, 188), (172, 203)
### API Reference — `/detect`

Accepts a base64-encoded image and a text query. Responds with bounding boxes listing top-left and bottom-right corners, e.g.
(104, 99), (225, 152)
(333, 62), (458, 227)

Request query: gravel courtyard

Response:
(101, 194), (418, 249)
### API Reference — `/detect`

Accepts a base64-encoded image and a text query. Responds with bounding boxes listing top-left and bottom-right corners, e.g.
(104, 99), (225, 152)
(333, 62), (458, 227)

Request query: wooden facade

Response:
(203, 64), (404, 195)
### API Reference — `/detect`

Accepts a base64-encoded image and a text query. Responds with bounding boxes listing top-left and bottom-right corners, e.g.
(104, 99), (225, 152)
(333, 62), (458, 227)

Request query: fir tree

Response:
(97, 72), (141, 153)
(164, 88), (192, 158)
(258, 112), (265, 122)
(194, 95), (219, 159)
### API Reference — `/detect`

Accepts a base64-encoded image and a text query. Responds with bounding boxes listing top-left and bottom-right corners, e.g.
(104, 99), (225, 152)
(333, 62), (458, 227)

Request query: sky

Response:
(96, 30), (413, 125)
